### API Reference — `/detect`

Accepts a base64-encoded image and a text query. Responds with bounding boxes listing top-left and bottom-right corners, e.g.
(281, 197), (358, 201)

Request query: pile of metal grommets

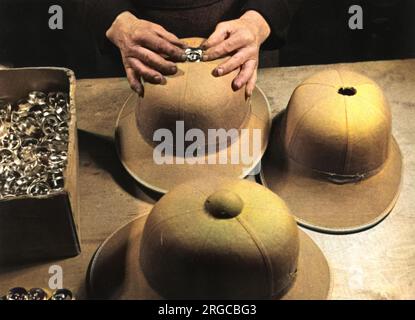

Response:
(1, 287), (74, 300)
(0, 91), (70, 199)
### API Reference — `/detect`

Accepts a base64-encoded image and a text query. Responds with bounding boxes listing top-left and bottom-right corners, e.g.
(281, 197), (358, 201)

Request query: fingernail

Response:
(170, 66), (177, 74)
(202, 55), (209, 62)
(160, 77), (167, 85)
(232, 82), (240, 91)
(135, 86), (143, 97)
(154, 75), (162, 83)
(214, 68), (223, 77)
(181, 54), (188, 62)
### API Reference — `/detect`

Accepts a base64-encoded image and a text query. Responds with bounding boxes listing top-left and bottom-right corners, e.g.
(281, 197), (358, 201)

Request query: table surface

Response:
(1, 59), (414, 300)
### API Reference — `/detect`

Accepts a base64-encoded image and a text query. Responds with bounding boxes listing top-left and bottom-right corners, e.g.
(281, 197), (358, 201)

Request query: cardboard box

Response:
(0, 68), (80, 264)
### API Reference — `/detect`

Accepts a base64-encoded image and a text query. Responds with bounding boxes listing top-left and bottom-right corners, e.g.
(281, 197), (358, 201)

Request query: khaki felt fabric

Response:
(116, 88), (270, 193)
(261, 69), (403, 234)
(116, 38), (271, 193)
(140, 178), (299, 299)
(285, 69), (391, 175)
(136, 59), (249, 146)
(118, 91), (271, 192)
(88, 178), (331, 300)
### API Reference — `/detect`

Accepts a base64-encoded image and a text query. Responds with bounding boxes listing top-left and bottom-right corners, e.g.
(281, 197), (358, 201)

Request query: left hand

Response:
(202, 10), (271, 97)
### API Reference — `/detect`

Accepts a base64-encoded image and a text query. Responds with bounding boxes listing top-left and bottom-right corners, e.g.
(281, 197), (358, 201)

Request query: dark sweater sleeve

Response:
(241, 0), (302, 50)
(85, 0), (136, 53)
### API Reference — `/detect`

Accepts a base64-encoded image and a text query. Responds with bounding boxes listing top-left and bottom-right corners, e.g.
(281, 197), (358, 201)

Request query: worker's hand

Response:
(106, 11), (187, 96)
(202, 10), (271, 97)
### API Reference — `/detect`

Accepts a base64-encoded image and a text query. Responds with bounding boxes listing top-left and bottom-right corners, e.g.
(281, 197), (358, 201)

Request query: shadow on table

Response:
(78, 129), (162, 204)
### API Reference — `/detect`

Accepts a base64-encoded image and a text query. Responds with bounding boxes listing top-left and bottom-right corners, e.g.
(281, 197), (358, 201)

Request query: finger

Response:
(126, 67), (144, 96)
(201, 22), (229, 50)
(130, 46), (178, 75)
(204, 32), (246, 61)
(155, 26), (188, 49)
(127, 57), (165, 84)
(213, 48), (251, 77)
(246, 69), (257, 98)
(142, 34), (186, 62)
(232, 59), (257, 91)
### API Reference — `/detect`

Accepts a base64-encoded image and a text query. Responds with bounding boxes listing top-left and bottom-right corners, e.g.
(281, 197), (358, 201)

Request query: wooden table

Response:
(1, 59), (414, 300)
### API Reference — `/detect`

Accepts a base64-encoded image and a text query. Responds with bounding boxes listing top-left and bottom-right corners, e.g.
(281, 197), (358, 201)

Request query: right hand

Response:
(106, 12), (187, 96)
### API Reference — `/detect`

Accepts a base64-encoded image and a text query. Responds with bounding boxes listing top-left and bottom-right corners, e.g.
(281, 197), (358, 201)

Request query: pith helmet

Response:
(261, 69), (403, 234)
(115, 38), (271, 193)
(88, 177), (331, 300)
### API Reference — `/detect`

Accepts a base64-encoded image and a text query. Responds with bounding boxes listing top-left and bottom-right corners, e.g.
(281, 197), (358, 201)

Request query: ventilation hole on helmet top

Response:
(338, 87), (357, 96)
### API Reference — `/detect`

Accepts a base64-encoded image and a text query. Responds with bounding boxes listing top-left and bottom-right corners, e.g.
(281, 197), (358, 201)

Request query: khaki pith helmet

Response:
(115, 38), (271, 194)
(88, 177), (331, 300)
(261, 69), (403, 234)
